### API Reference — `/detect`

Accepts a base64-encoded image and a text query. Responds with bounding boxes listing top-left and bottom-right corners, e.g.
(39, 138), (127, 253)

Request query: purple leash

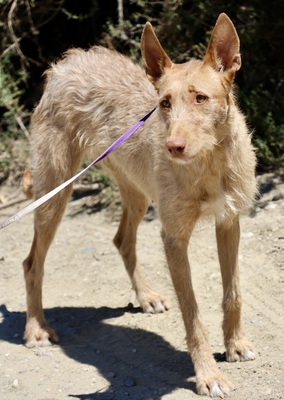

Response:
(0, 107), (156, 230)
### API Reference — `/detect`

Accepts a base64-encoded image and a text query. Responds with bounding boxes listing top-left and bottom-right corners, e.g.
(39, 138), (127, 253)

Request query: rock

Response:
(34, 349), (53, 357)
(106, 371), (117, 379)
(241, 231), (254, 238)
(264, 201), (277, 210)
(123, 377), (137, 387)
(12, 379), (19, 389)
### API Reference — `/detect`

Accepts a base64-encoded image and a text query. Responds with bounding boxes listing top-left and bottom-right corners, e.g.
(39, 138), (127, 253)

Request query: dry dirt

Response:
(0, 173), (283, 400)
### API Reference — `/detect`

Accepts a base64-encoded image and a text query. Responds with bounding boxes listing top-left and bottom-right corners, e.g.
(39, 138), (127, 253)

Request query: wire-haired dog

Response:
(23, 13), (257, 397)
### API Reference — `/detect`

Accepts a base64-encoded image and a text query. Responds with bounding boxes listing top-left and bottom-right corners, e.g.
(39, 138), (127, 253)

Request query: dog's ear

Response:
(204, 13), (241, 80)
(141, 22), (172, 84)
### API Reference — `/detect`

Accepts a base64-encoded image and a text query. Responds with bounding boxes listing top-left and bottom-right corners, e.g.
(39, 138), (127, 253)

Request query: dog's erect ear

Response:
(141, 22), (172, 84)
(204, 13), (241, 79)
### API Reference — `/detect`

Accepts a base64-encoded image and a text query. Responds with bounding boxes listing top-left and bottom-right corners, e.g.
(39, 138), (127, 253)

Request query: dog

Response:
(22, 13), (257, 397)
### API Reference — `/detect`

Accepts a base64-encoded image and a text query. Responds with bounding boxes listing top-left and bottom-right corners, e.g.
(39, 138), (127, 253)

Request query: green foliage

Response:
(0, 53), (30, 139)
(0, 0), (283, 172)
(240, 88), (284, 170)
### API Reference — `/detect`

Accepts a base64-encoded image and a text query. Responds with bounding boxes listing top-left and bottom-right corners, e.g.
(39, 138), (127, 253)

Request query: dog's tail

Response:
(22, 168), (34, 199)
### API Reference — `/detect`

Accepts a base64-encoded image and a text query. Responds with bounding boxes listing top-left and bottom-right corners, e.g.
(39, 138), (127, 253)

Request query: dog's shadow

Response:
(0, 304), (201, 399)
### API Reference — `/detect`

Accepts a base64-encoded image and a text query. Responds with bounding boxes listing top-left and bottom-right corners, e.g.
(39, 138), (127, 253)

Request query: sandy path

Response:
(0, 188), (283, 400)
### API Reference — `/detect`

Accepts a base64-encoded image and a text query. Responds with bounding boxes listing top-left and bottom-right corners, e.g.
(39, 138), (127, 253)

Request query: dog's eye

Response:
(160, 99), (171, 110)
(195, 94), (208, 104)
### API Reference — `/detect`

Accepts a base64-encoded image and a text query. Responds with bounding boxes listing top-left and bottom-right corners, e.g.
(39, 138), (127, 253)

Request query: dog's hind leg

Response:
(23, 150), (82, 347)
(113, 182), (169, 313)
(216, 216), (255, 362)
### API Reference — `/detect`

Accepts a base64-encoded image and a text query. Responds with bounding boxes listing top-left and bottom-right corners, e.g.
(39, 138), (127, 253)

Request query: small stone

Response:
(106, 371), (116, 379)
(12, 379), (19, 389)
(265, 201), (277, 210)
(123, 377), (136, 387)
(241, 231), (254, 238)
(35, 349), (53, 357)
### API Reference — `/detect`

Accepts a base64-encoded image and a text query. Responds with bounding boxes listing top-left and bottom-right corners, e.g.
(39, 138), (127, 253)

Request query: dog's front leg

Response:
(216, 216), (255, 362)
(161, 225), (231, 398)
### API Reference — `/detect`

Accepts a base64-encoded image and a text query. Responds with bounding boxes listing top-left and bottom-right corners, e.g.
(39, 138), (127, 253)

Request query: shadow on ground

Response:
(0, 304), (199, 399)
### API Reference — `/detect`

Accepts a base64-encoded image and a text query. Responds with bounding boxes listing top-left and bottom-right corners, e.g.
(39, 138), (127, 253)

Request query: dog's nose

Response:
(166, 139), (186, 156)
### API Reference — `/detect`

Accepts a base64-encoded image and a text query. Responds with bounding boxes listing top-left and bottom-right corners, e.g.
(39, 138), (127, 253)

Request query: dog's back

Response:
(29, 46), (161, 199)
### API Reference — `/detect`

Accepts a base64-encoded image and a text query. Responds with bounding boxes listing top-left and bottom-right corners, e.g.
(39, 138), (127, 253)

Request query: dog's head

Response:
(141, 13), (242, 165)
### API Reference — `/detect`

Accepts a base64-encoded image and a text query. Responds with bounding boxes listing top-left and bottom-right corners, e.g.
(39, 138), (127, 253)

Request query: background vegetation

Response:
(0, 0), (283, 178)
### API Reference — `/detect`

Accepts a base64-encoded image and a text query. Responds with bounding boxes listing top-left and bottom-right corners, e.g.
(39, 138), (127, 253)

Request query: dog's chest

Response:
(200, 190), (237, 220)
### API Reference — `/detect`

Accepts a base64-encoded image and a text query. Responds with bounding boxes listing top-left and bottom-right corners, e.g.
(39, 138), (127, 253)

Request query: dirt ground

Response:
(0, 173), (283, 400)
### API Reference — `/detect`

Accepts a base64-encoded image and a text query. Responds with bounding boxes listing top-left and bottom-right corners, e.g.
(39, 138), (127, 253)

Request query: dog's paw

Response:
(196, 374), (231, 398)
(226, 337), (255, 362)
(137, 290), (169, 313)
(24, 320), (59, 348)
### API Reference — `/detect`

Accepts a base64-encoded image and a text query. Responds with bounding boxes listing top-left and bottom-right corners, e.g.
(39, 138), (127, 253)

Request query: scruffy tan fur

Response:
(23, 13), (257, 397)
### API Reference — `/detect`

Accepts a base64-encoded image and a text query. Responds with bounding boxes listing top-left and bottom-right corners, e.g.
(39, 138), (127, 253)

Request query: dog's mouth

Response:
(170, 156), (189, 165)
(165, 148), (197, 165)
(165, 142), (200, 165)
